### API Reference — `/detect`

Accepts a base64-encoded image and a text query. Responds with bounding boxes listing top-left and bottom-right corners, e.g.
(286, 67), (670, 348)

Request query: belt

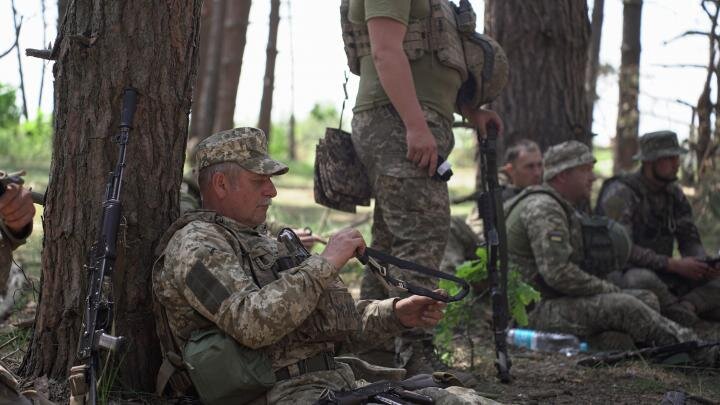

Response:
(275, 352), (336, 381)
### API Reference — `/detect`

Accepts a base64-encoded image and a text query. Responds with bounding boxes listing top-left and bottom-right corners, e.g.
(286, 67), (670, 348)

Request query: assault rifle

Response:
(477, 122), (512, 383)
(0, 170), (46, 205)
(69, 88), (137, 405)
(577, 340), (720, 367)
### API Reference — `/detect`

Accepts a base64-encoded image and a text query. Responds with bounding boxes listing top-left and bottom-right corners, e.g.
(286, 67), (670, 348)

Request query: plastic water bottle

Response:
(506, 328), (588, 356)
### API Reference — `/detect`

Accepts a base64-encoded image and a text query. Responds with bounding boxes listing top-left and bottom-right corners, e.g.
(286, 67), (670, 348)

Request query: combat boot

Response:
(398, 339), (478, 387)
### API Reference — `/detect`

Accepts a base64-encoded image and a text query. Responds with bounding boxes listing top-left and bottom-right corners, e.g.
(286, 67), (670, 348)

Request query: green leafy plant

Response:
(435, 247), (540, 362)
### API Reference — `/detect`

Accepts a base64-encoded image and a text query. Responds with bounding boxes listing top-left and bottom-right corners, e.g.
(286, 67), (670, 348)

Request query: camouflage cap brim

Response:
(633, 146), (688, 161)
(239, 155), (289, 176)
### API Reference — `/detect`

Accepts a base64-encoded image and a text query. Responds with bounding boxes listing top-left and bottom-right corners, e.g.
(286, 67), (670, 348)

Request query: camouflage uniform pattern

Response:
(597, 171), (720, 316)
(196, 127), (288, 175)
(505, 184), (696, 345)
(154, 211), (493, 403)
(353, 105), (454, 300)
(0, 220), (27, 296)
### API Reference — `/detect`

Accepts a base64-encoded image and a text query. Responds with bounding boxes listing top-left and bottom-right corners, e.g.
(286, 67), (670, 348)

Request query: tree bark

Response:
(19, 0), (202, 394)
(613, 0), (643, 174)
(585, 0), (605, 135)
(484, 0), (591, 154)
(257, 0), (281, 140)
(212, 0), (252, 133)
(186, 0), (213, 159)
(187, 0), (227, 156)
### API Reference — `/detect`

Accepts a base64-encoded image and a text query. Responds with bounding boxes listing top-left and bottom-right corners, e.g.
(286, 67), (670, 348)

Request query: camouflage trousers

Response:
(528, 292), (697, 346)
(352, 105), (454, 301)
(611, 267), (720, 321)
(264, 362), (500, 404)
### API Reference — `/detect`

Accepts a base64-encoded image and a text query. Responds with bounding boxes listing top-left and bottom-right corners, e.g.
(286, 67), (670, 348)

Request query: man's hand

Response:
(667, 257), (712, 281)
(394, 294), (447, 328)
(406, 123), (438, 177)
(320, 228), (366, 270)
(293, 228), (326, 250)
(461, 107), (504, 138)
(0, 183), (35, 235)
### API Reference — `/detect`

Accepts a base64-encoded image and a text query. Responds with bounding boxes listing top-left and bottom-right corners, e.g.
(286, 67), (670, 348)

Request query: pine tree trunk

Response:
(613, 0), (643, 174)
(19, 0), (202, 393)
(484, 0), (591, 153)
(257, 0), (281, 140)
(212, 0), (252, 133)
(585, 0), (605, 135)
(186, 0), (214, 161)
(187, 0), (227, 155)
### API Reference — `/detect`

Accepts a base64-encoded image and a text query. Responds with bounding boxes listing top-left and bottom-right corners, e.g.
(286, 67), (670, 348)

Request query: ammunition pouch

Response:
(183, 328), (276, 405)
(314, 127), (371, 213)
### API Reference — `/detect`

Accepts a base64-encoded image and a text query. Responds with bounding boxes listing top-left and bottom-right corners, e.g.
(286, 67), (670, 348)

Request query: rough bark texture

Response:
(19, 0), (202, 393)
(484, 0), (591, 154)
(258, 0), (281, 140)
(188, 0), (227, 154)
(212, 0), (252, 132)
(613, 0), (643, 174)
(585, 0), (605, 135)
(186, 0), (214, 161)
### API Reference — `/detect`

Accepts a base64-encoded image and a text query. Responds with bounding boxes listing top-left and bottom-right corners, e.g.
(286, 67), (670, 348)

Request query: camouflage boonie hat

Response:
(633, 130), (688, 161)
(543, 140), (596, 181)
(195, 127), (288, 175)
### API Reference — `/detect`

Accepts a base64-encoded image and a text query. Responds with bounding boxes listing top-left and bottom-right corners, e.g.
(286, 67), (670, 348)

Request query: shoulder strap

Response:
(504, 188), (572, 220)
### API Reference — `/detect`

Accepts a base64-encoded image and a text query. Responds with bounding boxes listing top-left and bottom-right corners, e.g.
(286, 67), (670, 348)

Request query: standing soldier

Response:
(597, 130), (720, 326)
(342, 0), (507, 374)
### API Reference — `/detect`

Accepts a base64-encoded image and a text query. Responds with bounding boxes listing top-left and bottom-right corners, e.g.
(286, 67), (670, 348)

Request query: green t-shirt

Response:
(349, 0), (463, 122)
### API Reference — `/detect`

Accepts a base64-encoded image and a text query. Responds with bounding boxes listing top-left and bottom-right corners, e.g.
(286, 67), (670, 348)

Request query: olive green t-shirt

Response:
(348, 0), (463, 122)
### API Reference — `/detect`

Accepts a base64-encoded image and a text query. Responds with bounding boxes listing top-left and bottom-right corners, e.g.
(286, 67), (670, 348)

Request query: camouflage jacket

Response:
(596, 171), (705, 271)
(152, 210), (407, 370)
(504, 184), (620, 298)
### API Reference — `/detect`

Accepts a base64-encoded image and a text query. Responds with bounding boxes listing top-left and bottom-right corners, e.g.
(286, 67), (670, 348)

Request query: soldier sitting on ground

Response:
(504, 140), (719, 360)
(596, 130), (720, 326)
(152, 128), (498, 404)
(0, 181), (34, 300)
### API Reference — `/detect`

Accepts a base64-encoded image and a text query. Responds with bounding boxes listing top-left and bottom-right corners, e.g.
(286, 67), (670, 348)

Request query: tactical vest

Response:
(341, 0), (469, 79)
(152, 211), (361, 398)
(505, 189), (630, 296)
(598, 174), (676, 256)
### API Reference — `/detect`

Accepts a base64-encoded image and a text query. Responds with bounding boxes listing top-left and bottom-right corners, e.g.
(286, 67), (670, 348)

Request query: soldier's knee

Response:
(623, 268), (664, 290)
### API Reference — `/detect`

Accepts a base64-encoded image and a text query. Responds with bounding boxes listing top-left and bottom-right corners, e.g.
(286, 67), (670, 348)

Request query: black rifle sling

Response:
(358, 248), (470, 303)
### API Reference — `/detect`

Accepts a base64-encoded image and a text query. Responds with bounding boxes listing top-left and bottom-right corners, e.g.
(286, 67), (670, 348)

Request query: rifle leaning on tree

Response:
(68, 88), (137, 405)
(476, 122), (512, 383)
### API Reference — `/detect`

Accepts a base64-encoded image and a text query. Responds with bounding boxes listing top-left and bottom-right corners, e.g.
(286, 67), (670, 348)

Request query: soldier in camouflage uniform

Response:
(152, 128), (497, 404)
(347, 0), (504, 375)
(505, 141), (708, 350)
(0, 182), (34, 296)
(0, 182), (34, 404)
(596, 131), (720, 326)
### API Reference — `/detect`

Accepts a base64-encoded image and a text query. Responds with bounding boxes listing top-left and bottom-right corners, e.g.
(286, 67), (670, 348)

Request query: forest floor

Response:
(1, 155), (719, 404)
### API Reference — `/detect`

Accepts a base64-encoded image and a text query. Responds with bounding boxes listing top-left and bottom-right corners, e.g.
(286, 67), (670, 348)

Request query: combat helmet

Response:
(457, 33), (509, 109)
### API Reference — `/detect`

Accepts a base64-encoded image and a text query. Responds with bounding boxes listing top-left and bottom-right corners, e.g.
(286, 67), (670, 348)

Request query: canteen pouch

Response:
(183, 328), (276, 405)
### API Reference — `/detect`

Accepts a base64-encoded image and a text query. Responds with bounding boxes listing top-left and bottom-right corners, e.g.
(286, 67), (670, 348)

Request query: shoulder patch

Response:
(186, 261), (231, 314)
(548, 231), (564, 243)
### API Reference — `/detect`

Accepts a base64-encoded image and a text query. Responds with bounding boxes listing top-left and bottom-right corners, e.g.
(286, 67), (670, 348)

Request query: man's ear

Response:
(211, 171), (228, 198)
(503, 162), (514, 178)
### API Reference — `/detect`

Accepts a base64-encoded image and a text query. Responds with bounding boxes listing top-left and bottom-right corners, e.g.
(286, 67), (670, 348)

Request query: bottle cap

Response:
(580, 342), (588, 352)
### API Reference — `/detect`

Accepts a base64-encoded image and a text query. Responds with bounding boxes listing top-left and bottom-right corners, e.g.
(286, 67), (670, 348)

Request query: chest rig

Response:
(341, 0), (471, 80)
